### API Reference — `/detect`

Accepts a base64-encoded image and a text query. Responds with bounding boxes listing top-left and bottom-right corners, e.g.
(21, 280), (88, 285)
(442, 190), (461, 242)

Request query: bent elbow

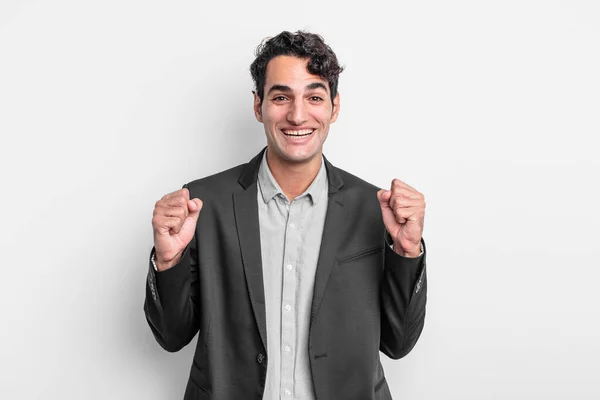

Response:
(152, 326), (198, 353)
(158, 337), (188, 353)
(381, 316), (426, 360)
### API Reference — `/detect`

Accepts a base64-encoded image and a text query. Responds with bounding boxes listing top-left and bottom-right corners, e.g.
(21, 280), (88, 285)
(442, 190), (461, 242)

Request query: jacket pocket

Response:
(374, 376), (386, 393)
(374, 376), (392, 399)
(188, 358), (210, 396)
(184, 378), (210, 400)
(338, 246), (383, 264)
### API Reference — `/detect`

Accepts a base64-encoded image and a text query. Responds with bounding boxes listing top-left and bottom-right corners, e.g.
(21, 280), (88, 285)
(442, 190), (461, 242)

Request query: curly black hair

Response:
(250, 31), (344, 104)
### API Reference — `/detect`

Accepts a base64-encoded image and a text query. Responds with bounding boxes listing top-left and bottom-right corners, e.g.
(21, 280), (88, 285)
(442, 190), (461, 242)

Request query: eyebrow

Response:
(267, 84), (292, 94)
(306, 82), (328, 91)
(266, 82), (329, 95)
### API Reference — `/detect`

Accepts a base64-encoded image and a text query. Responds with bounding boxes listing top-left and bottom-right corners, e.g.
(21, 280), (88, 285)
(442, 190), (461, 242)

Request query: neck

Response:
(266, 148), (322, 202)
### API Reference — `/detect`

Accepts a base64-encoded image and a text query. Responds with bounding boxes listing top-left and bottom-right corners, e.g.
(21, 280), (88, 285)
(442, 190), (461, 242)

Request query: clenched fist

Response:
(377, 179), (425, 258)
(152, 188), (203, 271)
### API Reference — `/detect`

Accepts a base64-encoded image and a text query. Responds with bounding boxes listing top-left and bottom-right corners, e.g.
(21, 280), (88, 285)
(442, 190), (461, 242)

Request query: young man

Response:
(145, 31), (427, 400)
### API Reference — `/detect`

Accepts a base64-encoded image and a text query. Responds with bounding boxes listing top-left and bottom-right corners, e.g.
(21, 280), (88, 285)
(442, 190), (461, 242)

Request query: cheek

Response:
(312, 109), (334, 125)
(262, 106), (287, 123)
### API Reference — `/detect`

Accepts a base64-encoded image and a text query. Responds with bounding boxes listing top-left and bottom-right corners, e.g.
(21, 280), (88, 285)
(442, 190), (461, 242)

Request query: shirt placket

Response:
(280, 196), (301, 398)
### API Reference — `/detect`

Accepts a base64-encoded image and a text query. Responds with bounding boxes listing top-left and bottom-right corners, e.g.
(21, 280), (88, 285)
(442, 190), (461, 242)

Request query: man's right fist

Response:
(152, 188), (203, 271)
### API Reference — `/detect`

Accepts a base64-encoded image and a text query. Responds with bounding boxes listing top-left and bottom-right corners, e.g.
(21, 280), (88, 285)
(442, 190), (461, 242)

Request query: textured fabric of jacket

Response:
(143, 147), (428, 400)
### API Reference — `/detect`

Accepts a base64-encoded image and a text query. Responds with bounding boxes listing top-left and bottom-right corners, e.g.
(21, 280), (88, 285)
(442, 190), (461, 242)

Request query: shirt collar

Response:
(257, 149), (327, 205)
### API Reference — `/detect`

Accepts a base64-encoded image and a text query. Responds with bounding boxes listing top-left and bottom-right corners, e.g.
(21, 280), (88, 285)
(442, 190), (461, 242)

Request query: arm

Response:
(379, 236), (427, 359)
(143, 186), (203, 352)
(376, 179), (427, 359)
(144, 243), (200, 352)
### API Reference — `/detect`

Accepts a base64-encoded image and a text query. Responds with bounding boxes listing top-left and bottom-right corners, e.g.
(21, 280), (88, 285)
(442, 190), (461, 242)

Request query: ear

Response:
(330, 92), (340, 123)
(253, 91), (263, 123)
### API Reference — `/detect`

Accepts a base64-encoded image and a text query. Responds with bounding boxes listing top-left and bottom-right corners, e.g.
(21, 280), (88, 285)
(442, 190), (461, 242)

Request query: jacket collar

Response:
(238, 146), (344, 194)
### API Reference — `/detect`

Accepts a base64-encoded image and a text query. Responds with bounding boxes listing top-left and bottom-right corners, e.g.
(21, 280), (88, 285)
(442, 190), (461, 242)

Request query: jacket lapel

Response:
(233, 149), (346, 350)
(310, 156), (345, 324)
(233, 149), (268, 351)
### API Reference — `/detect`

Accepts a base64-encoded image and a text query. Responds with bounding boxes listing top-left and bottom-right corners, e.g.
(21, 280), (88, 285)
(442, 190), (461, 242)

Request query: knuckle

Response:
(396, 191), (409, 200)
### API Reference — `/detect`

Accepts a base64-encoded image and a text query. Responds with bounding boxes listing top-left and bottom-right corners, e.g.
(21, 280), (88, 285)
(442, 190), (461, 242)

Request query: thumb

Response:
(377, 189), (392, 207)
(377, 189), (398, 232)
(187, 198), (203, 218)
(176, 199), (202, 246)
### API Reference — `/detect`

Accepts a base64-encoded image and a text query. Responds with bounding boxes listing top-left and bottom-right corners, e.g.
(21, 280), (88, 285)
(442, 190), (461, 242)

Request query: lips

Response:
(282, 129), (314, 137)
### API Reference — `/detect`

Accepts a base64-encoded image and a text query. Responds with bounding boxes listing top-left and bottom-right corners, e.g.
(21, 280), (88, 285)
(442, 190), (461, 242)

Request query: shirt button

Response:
(286, 264), (293, 270)
(284, 389), (291, 396)
(284, 345), (291, 352)
(289, 222), (295, 229)
(256, 353), (265, 364)
(285, 304), (292, 311)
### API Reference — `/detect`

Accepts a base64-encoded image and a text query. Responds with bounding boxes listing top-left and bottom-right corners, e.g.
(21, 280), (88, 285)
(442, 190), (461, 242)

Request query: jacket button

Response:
(256, 353), (265, 364)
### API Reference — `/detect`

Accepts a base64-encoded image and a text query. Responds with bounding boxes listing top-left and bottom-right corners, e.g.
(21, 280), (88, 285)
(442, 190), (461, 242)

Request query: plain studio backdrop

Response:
(1, 1), (599, 399)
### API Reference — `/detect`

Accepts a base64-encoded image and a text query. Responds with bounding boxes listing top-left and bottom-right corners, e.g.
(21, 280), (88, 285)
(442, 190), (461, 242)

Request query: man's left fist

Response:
(377, 179), (426, 258)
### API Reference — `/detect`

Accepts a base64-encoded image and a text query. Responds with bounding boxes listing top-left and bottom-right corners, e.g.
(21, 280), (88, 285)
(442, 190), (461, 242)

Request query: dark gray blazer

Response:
(144, 148), (427, 400)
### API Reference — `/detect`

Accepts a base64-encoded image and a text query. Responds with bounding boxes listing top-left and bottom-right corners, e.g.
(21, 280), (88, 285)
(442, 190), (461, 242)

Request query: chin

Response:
(282, 148), (321, 164)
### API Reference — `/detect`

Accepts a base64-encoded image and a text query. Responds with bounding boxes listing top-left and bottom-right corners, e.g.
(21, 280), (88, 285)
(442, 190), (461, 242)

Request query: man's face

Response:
(254, 55), (340, 166)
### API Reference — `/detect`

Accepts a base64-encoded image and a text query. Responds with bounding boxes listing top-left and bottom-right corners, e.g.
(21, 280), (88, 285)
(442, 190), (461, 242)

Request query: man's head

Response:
(250, 31), (344, 104)
(250, 31), (344, 166)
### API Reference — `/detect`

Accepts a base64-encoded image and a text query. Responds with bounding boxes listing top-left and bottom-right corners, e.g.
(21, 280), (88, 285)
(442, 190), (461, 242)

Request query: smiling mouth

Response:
(282, 129), (314, 137)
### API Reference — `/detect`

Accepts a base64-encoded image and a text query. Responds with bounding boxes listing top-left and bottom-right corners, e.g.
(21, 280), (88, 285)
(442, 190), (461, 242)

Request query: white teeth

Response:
(283, 129), (313, 136)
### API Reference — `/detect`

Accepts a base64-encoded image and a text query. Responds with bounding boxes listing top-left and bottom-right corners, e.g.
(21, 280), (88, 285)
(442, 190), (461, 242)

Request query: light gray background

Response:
(1, 1), (599, 399)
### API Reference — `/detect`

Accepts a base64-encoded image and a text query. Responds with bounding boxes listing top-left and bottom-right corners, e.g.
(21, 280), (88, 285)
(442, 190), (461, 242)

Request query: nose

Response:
(287, 99), (308, 125)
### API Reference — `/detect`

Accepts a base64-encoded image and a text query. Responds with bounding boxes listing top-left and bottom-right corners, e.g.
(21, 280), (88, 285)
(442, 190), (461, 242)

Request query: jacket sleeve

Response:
(379, 235), (427, 359)
(143, 235), (200, 353)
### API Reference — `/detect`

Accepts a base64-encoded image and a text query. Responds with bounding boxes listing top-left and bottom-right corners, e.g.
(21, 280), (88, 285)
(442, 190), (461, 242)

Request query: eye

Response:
(309, 96), (324, 102)
(273, 95), (288, 102)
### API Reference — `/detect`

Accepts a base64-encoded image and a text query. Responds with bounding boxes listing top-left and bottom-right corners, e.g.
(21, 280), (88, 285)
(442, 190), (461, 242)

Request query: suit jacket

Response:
(144, 148), (427, 400)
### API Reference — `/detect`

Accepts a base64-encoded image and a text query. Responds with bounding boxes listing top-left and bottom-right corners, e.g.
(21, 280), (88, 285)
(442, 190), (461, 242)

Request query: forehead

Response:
(264, 55), (329, 91)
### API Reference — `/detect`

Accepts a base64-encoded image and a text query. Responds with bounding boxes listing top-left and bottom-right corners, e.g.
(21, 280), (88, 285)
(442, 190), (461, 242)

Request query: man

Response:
(144, 31), (427, 400)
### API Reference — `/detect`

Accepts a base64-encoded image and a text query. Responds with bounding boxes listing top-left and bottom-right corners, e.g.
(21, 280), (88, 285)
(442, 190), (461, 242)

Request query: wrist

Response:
(153, 252), (182, 272)
(393, 242), (422, 258)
